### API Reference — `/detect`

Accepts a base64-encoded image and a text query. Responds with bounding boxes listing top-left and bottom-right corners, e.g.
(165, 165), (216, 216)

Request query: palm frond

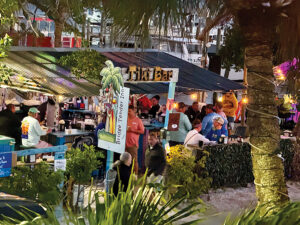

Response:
(103, 0), (202, 47)
(276, 0), (300, 62)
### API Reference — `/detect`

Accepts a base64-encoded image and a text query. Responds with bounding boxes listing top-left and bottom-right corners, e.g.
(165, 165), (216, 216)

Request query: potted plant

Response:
(66, 144), (104, 209)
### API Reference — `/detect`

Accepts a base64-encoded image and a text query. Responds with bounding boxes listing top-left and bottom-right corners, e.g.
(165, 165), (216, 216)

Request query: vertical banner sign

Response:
(0, 152), (12, 178)
(98, 87), (130, 154)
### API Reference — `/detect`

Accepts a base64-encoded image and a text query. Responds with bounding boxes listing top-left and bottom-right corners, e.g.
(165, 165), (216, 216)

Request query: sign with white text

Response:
(98, 87), (130, 154)
(54, 159), (66, 172)
(121, 66), (179, 83)
(0, 152), (12, 178)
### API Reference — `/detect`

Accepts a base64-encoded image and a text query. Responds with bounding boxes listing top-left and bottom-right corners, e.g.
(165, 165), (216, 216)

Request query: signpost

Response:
(98, 61), (179, 172)
(98, 86), (130, 154)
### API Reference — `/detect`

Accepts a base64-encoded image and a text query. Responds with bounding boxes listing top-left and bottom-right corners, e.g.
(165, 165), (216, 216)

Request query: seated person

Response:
(201, 104), (228, 136)
(206, 117), (227, 142)
(113, 152), (132, 196)
(145, 133), (166, 183)
(21, 107), (51, 149)
(184, 119), (211, 147)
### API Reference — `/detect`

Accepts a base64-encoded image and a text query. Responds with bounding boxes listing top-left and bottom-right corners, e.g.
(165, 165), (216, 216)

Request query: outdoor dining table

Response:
(48, 129), (94, 146)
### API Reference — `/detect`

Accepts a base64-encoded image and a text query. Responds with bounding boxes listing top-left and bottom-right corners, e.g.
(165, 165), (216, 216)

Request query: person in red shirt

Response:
(126, 105), (145, 174)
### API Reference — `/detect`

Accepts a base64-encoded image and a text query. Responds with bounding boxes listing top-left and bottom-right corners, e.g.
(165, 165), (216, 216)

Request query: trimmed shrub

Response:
(194, 140), (295, 188)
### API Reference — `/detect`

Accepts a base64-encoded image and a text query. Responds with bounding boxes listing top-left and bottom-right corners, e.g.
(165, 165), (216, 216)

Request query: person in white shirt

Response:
(21, 107), (51, 148)
(184, 119), (211, 147)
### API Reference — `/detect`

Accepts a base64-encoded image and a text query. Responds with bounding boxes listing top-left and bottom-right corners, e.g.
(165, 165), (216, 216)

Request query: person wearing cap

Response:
(201, 104), (228, 137)
(206, 117), (227, 142)
(184, 119), (211, 148)
(21, 107), (51, 148)
(0, 104), (22, 149)
(169, 102), (192, 147)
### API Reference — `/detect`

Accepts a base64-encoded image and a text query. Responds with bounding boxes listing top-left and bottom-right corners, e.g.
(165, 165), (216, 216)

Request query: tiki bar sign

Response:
(121, 66), (179, 83)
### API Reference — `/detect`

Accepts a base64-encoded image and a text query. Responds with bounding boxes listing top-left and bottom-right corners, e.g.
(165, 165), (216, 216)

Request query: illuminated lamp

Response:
(242, 97), (249, 104)
(217, 97), (223, 102)
(191, 93), (197, 100)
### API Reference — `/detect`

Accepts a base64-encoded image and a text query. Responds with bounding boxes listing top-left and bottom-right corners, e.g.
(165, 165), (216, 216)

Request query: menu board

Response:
(168, 113), (180, 131)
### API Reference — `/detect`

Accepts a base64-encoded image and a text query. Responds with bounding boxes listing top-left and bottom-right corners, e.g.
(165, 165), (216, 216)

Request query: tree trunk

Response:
(291, 120), (300, 180)
(54, 20), (64, 47)
(244, 41), (289, 212)
(224, 68), (230, 79)
(234, 5), (289, 213)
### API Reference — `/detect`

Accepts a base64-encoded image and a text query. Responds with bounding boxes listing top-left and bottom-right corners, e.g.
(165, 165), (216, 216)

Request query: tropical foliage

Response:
(0, 34), (15, 84)
(166, 145), (212, 198)
(100, 60), (124, 95)
(21, 0), (101, 46)
(102, 0), (300, 212)
(66, 145), (104, 208)
(218, 24), (244, 78)
(66, 145), (103, 185)
(58, 49), (107, 81)
(224, 202), (300, 225)
(1, 174), (205, 225)
(0, 0), (18, 34)
(0, 162), (64, 205)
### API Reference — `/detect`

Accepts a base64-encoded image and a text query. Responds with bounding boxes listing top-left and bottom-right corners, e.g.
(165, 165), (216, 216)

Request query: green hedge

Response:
(204, 143), (254, 188)
(195, 140), (295, 188)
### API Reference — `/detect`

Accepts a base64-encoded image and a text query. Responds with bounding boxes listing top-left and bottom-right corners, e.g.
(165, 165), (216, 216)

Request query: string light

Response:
(173, 102), (178, 109)
(58, 95), (64, 102)
(217, 96), (223, 102)
(246, 106), (280, 121)
(242, 97), (248, 104)
(191, 93), (197, 100)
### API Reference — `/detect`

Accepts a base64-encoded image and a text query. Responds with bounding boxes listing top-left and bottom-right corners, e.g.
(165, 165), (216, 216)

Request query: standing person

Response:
(148, 95), (160, 118)
(145, 133), (166, 183)
(215, 102), (228, 129)
(185, 102), (201, 123)
(223, 91), (238, 130)
(184, 119), (211, 147)
(0, 104), (21, 149)
(206, 117), (226, 142)
(126, 105), (145, 174)
(169, 102), (192, 147)
(215, 102), (227, 120)
(113, 152), (132, 196)
(21, 107), (51, 148)
(201, 104), (228, 137)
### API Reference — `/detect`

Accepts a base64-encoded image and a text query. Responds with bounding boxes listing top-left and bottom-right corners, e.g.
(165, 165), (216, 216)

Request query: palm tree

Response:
(103, 0), (300, 212)
(100, 60), (124, 134)
(21, 0), (101, 47)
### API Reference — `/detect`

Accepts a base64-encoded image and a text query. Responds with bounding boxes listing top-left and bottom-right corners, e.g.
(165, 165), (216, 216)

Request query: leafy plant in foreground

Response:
(0, 162), (64, 205)
(224, 202), (300, 225)
(1, 173), (205, 225)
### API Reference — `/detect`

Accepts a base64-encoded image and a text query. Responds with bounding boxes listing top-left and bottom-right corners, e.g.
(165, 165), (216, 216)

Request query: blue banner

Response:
(0, 152), (12, 177)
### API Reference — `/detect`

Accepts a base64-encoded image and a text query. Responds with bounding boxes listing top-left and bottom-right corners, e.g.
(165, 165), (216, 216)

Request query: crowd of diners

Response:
(0, 92), (239, 196)
(112, 92), (239, 195)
